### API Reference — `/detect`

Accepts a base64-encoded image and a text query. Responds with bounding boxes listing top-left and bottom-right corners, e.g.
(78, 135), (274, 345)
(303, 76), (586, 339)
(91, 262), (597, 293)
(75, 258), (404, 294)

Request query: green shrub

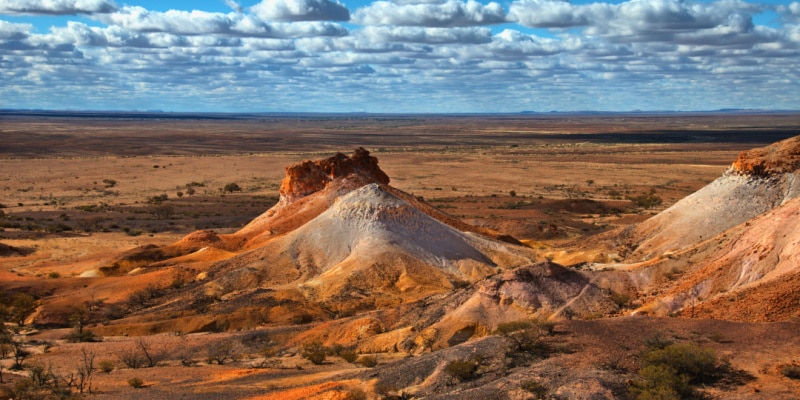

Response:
(223, 183), (242, 193)
(301, 341), (327, 365)
(630, 342), (720, 399)
(339, 350), (358, 363)
(643, 343), (718, 384)
(610, 292), (631, 308)
(128, 377), (144, 388)
(445, 358), (480, 381)
(356, 355), (378, 368)
(496, 319), (554, 359)
(99, 360), (115, 373)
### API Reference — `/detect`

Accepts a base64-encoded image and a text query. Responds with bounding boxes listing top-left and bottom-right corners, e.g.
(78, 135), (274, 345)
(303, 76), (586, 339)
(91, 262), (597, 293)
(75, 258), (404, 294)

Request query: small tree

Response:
(12, 341), (30, 370)
(66, 304), (97, 343)
(11, 293), (36, 327)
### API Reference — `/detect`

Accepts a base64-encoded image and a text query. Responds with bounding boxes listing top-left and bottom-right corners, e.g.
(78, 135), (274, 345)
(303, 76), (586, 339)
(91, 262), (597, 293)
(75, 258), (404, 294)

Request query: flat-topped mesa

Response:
(278, 148), (390, 203)
(730, 135), (800, 176)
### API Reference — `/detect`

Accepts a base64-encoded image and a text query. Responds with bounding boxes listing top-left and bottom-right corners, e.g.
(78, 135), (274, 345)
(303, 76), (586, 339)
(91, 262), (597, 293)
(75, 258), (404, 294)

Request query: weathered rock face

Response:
(731, 135), (800, 175)
(278, 148), (390, 202)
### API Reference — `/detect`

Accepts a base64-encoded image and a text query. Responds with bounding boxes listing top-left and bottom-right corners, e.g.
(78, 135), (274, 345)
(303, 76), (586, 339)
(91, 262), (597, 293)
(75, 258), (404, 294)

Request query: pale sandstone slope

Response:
(605, 136), (800, 320)
(622, 135), (800, 261)
(204, 183), (537, 310)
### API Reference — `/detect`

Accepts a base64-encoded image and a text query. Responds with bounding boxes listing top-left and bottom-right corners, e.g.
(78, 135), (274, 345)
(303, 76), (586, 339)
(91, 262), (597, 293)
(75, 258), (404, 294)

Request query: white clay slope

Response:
(625, 170), (800, 261)
(210, 183), (537, 304)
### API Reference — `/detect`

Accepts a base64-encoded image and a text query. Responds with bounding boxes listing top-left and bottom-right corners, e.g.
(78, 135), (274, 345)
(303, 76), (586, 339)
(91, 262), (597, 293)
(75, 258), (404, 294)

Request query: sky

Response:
(0, 0), (799, 113)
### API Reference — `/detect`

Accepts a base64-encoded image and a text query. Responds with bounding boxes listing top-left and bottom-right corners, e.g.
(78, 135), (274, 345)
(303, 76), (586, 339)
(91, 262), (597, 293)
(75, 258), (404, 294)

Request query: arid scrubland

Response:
(2, 112), (800, 399)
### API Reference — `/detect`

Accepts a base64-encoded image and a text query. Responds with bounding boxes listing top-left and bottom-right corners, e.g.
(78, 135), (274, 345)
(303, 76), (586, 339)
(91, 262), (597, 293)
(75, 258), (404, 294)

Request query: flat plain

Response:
(2, 112), (800, 399)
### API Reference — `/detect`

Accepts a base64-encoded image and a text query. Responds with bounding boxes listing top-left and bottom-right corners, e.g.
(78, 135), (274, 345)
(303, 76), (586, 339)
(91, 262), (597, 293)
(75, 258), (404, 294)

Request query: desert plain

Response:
(1, 111), (800, 399)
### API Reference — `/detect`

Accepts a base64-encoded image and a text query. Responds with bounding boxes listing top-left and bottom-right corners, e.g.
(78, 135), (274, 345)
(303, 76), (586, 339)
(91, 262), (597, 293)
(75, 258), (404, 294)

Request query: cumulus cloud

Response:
(225, 0), (244, 14)
(778, 1), (800, 23)
(250, 0), (350, 22)
(353, 0), (506, 27)
(0, 0), (117, 15)
(98, 6), (347, 38)
(0, 20), (32, 40)
(359, 26), (491, 44)
(509, 0), (764, 43)
(2, 0), (800, 112)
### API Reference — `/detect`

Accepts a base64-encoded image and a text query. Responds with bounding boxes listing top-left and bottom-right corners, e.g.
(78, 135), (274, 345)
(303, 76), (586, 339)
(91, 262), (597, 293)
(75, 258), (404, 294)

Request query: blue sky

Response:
(1, 0), (799, 113)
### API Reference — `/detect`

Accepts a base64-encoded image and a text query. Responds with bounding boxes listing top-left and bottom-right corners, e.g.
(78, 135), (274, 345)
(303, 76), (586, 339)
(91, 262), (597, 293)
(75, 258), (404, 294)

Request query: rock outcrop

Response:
(279, 148), (390, 203)
(731, 135), (800, 175)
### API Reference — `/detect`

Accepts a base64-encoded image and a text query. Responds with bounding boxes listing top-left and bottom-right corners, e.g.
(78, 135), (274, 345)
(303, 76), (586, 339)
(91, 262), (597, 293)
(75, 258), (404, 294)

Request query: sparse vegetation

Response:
(496, 319), (555, 360)
(627, 188), (663, 209)
(118, 338), (163, 369)
(344, 387), (368, 400)
(779, 363), (800, 379)
(444, 356), (483, 382)
(224, 182), (242, 193)
(520, 380), (548, 398)
(206, 341), (239, 365)
(356, 355), (378, 368)
(128, 377), (144, 388)
(301, 341), (327, 365)
(630, 341), (722, 400)
(339, 350), (358, 363)
(99, 360), (115, 373)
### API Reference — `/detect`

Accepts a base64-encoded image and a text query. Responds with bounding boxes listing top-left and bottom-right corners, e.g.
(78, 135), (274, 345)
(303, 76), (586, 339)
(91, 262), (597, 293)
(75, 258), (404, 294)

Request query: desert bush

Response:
(627, 189), (663, 209)
(290, 313), (313, 325)
(445, 358), (480, 382)
(151, 204), (174, 220)
(301, 341), (327, 365)
(118, 338), (163, 369)
(99, 360), (115, 373)
(610, 292), (631, 308)
(65, 328), (98, 343)
(356, 355), (378, 368)
(224, 183), (242, 193)
(496, 319), (554, 360)
(520, 380), (548, 398)
(128, 377), (144, 388)
(632, 364), (694, 399)
(206, 341), (238, 365)
(339, 350), (358, 363)
(630, 342), (721, 399)
(780, 363), (800, 379)
(104, 304), (126, 320)
(147, 193), (169, 204)
(344, 387), (368, 400)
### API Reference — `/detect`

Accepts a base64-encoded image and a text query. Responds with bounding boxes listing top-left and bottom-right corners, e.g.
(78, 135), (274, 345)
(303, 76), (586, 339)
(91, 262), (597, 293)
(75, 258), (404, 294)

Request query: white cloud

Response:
(250, 0), (350, 22)
(225, 0), (244, 14)
(353, 0), (506, 27)
(0, 20), (32, 40)
(359, 26), (491, 44)
(509, 0), (764, 43)
(1, 0), (799, 112)
(778, 1), (800, 23)
(98, 6), (347, 38)
(0, 0), (117, 15)
(507, 0), (597, 28)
